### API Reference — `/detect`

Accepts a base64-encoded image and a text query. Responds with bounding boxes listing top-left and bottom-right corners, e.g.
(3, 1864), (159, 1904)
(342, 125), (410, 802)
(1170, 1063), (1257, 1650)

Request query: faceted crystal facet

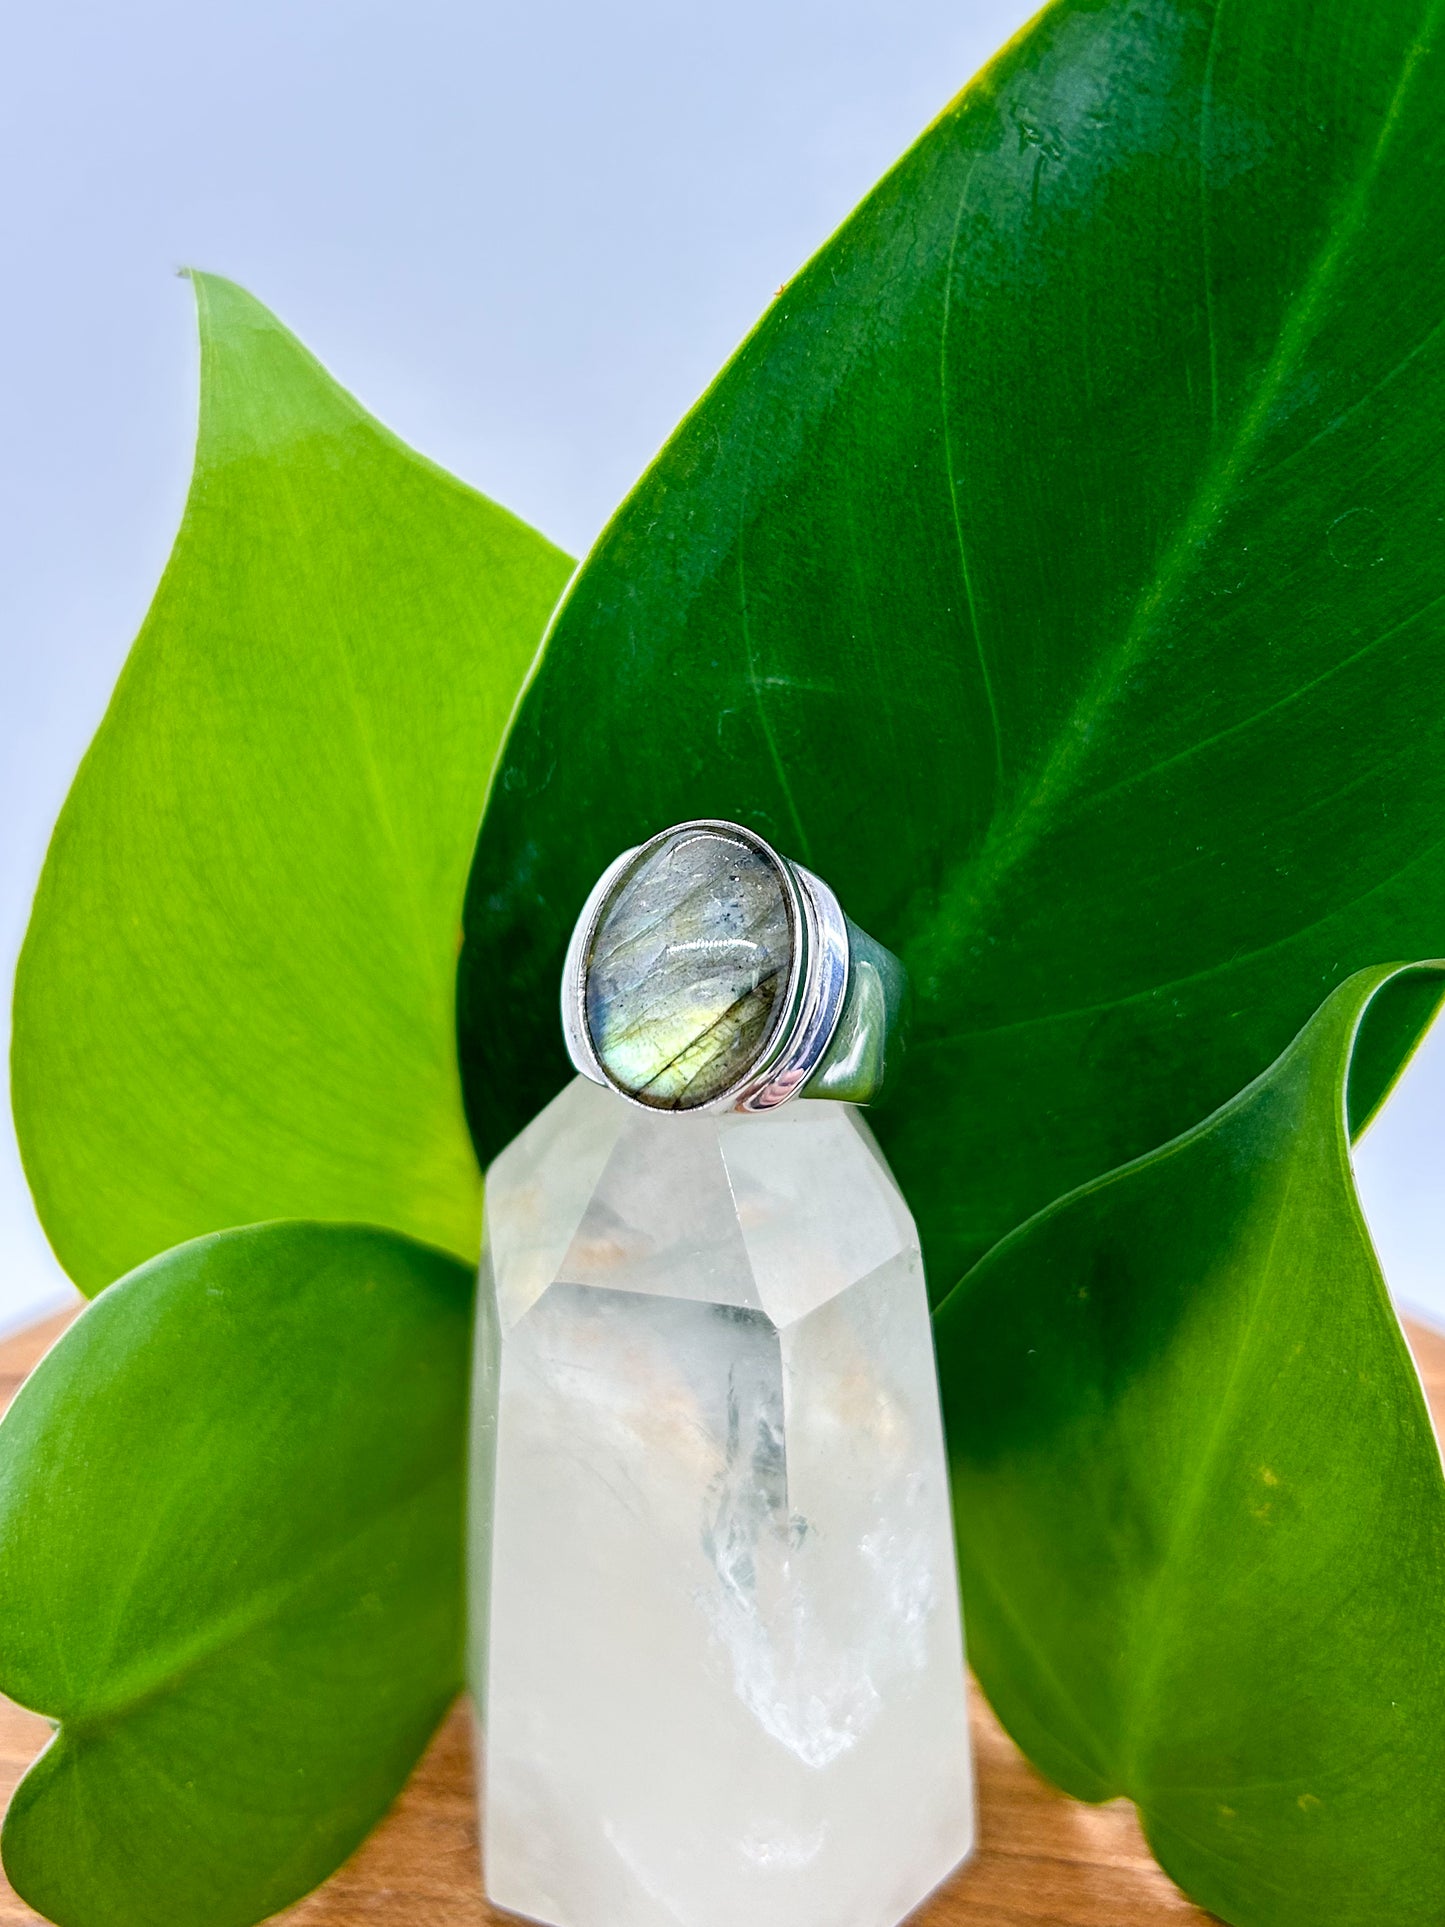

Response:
(470, 1077), (974, 1927)
(583, 825), (794, 1109)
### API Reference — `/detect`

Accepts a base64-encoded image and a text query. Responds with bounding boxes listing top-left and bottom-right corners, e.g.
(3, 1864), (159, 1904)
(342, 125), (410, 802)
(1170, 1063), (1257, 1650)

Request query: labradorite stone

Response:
(584, 827), (794, 1109)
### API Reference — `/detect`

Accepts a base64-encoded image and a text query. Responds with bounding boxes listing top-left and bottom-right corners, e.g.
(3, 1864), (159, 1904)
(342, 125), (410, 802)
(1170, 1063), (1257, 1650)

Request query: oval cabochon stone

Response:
(584, 826), (795, 1109)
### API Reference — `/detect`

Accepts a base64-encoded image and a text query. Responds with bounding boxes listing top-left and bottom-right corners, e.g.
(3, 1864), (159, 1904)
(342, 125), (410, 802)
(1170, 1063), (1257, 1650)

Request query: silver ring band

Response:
(561, 820), (908, 1113)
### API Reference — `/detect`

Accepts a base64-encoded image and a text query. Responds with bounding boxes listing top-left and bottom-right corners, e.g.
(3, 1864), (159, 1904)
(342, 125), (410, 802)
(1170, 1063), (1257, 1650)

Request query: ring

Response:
(560, 819), (908, 1113)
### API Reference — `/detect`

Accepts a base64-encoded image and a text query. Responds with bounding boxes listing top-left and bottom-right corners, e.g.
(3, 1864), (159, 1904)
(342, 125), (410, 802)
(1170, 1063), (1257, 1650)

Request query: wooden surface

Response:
(1, 1307), (1442, 1926)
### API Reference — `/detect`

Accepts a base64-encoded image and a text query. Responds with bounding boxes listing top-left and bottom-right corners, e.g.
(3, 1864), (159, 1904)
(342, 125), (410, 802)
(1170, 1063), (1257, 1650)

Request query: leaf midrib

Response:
(1118, 1153), (1302, 1790)
(41, 1461), (459, 1735)
(268, 453), (446, 1026)
(921, 0), (1442, 978)
(916, 813), (1445, 1054)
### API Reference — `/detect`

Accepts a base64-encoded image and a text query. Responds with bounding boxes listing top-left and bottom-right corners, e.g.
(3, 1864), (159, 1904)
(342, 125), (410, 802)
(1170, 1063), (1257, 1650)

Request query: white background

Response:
(2, 0), (1440, 1332)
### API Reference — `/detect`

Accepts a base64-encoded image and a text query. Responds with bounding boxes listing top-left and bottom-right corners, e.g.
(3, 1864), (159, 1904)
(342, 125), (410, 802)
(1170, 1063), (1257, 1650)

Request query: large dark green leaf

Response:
(459, 0), (1445, 1295)
(14, 274), (573, 1294)
(935, 962), (1445, 1926)
(0, 1221), (473, 1927)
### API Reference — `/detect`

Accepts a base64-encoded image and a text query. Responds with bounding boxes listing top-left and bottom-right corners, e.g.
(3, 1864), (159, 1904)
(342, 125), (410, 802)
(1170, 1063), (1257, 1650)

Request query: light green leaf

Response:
(0, 1221), (473, 1927)
(935, 963), (1445, 1926)
(14, 273), (573, 1293)
(459, 0), (1445, 1295)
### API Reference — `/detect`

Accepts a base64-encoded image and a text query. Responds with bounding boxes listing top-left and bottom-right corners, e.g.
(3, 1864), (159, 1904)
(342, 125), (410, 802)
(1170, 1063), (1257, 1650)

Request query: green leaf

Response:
(934, 962), (1445, 1926)
(0, 1221), (473, 1927)
(14, 273), (573, 1293)
(458, 0), (1445, 1294)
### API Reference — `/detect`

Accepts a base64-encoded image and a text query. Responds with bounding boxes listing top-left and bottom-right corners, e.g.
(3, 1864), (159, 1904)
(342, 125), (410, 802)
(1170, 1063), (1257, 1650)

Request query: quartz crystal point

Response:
(470, 1076), (974, 1927)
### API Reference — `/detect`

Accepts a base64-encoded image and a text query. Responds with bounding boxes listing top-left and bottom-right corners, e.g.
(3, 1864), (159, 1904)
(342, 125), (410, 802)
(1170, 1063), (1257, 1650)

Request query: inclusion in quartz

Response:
(470, 1075), (974, 1927)
(583, 823), (795, 1109)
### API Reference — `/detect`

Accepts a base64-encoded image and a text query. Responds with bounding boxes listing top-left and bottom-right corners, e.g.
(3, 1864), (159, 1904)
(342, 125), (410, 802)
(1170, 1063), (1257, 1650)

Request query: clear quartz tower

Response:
(470, 1076), (974, 1927)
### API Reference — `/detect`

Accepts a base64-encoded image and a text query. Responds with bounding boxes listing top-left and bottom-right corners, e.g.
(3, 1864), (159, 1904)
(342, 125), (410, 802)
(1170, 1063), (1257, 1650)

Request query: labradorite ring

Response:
(560, 819), (908, 1114)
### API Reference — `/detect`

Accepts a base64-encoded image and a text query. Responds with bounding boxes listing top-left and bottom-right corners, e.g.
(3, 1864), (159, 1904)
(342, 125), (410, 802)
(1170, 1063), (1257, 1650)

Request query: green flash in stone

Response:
(583, 826), (795, 1109)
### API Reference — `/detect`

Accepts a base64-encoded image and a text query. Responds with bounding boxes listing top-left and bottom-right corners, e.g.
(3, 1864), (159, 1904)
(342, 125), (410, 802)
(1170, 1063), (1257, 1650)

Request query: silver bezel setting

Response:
(560, 819), (850, 1115)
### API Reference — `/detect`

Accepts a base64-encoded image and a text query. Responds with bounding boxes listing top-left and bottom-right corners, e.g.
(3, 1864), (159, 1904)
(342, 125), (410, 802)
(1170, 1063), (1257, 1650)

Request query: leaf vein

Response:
(940, 144), (1005, 796)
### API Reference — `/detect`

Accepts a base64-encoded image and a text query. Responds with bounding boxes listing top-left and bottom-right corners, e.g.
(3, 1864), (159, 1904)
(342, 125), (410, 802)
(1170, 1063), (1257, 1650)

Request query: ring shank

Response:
(797, 914), (910, 1107)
